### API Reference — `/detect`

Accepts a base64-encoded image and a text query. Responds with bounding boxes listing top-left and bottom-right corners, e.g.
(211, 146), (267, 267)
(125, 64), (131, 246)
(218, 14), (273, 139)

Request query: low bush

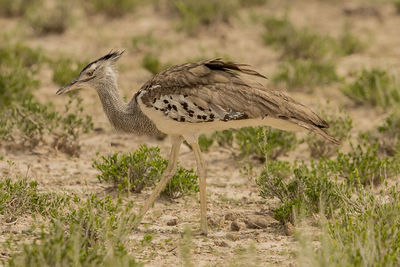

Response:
(272, 59), (339, 90)
(51, 57), (88, 86)
(300, 188), (400, 267)
(0, 0), (35, 17)
(24, 0), (70, 35)
(236, 127), (297, 161)
(0, 95), (93, 155)
(263, 15), (364, 60)
(0, 42), (93, 155)
(305, 107), (353, 158)
(171, 0), (237, 34)
(7, 192), (141, 266)
(0, 178), (69, 220)
(141, 52), (166, 75)
(93, 145), (199, 198)
(340, 68), (400, 109)
(263, 15), (336, 61)
(333, 143), (400, 186)
(87, 0), (143, 17)
(257, 159), (345, 224)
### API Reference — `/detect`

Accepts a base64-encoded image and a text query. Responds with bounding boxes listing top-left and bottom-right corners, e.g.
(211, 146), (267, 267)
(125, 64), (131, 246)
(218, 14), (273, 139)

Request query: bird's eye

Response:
(87, 70), (94, 76)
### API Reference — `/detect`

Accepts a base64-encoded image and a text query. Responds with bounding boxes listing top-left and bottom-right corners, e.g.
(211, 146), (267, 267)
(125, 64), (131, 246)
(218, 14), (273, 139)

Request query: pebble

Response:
(244, 216), (269, 229)
(224, 212), (237, 221)
(230, 221), (240, 232)
(225, 233), (239, 241)
(284, 222), (295, 236)
(167, 218), (177, 226)
(214, 240), (229, 247)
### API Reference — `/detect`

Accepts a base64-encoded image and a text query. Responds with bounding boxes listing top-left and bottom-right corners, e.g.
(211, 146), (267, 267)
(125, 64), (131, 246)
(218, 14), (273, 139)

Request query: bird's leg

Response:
(191, 142), (208, 236)
(135, 135), (183, 227)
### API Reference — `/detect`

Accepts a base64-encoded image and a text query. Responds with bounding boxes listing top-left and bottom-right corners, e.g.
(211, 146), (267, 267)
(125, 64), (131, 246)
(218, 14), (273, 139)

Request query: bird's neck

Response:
(96, 76), (127, 122)
(95, 75), (162, 136)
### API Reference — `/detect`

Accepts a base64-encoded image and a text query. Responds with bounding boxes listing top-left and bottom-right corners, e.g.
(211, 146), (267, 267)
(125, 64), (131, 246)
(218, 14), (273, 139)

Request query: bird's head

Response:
(56, 50), (124, 95)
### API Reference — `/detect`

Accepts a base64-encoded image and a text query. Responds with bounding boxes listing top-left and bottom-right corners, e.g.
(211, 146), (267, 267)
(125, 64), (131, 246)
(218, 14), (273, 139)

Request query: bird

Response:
(56, 50), (339, 236)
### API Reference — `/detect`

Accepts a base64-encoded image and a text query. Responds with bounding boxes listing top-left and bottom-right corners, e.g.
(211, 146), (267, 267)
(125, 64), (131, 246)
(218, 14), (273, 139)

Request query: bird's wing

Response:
(137, 59), (338, 144)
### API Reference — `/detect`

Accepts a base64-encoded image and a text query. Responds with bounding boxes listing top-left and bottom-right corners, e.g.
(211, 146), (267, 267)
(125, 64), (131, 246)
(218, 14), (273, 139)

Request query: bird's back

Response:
(135, 59), (338, 144)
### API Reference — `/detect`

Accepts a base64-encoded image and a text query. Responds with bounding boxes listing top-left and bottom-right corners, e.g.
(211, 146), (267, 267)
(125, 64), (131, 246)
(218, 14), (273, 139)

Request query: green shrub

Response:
(358, 111), (400, 157)
(0, 95), (93, 155)
(93, 145), (199, 198)
(24, 0), (70, 35)
(272, 59), (339, 90)
(394, 0), (400, 14)
(0, 43), (43, 107)
(235, 127), (297, 161)
(337, 30), (365, 55)
(305, 107), (353, 158)
(141, 52), (170, 75)
(263, 15), (364, 60)
(0, 42), (44, 71)
(263, 15), (336, 61)
(132, 32), (157, 51)
(51, 57), (88, 86)
(301, 188), (400, 266)
(171, 0), (237, 34)
(8, 194), (141, 267)
(238, 0), (267, 7)
(87, 0), (142, 17)
(375, 111), (400, 156)
(0, 42), (92, 155)
(340, 68), (400, 109)
(0, 0), (36, 17)
(332, 143), (400, 186)
(198, 134), (214, 152)
(257, 159), (345, 224)
(0, 178), (69, 219)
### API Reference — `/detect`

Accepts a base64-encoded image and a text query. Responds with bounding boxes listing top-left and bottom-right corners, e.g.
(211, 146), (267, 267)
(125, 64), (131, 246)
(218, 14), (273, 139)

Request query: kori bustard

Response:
(57, 51), (338, 235)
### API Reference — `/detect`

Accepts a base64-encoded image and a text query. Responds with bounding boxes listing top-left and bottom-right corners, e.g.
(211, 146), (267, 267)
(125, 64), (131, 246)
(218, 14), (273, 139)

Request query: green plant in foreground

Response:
(299, 188), (400, 267)
(257, 160), (345, 224)
(93, 145), (199, 198)
(0, 178), (69, 219)
(7, 192), (141, 267)
(340, 68), (400, 109)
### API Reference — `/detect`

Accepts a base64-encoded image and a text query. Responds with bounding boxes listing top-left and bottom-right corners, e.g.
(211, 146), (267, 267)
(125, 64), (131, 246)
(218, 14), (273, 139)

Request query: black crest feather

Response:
(80, 50), (125, 74)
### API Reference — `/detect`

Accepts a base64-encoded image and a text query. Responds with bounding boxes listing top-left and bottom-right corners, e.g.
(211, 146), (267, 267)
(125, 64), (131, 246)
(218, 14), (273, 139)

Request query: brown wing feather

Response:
(138, 59), (339, 144)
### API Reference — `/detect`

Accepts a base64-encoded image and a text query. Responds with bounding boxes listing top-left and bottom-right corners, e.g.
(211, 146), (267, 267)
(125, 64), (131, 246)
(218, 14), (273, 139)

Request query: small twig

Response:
(167, 246), (177, 252)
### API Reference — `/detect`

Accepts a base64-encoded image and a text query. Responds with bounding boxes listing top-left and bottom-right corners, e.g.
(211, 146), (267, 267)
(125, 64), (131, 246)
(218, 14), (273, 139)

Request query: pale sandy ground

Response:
(1, 0), (400, 265)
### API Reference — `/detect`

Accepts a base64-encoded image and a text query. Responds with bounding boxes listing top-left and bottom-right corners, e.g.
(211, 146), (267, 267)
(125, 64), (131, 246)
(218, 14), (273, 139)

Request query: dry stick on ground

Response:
(56, 51), (339, 236)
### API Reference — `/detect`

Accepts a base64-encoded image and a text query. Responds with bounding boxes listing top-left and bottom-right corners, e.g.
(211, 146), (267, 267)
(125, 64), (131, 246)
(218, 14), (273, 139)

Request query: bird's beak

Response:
(56, 79), (78, 95)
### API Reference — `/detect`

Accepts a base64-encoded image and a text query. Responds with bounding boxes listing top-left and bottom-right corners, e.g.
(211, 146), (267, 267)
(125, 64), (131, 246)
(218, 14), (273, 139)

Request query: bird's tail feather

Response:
(288, 118), (340, 145)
